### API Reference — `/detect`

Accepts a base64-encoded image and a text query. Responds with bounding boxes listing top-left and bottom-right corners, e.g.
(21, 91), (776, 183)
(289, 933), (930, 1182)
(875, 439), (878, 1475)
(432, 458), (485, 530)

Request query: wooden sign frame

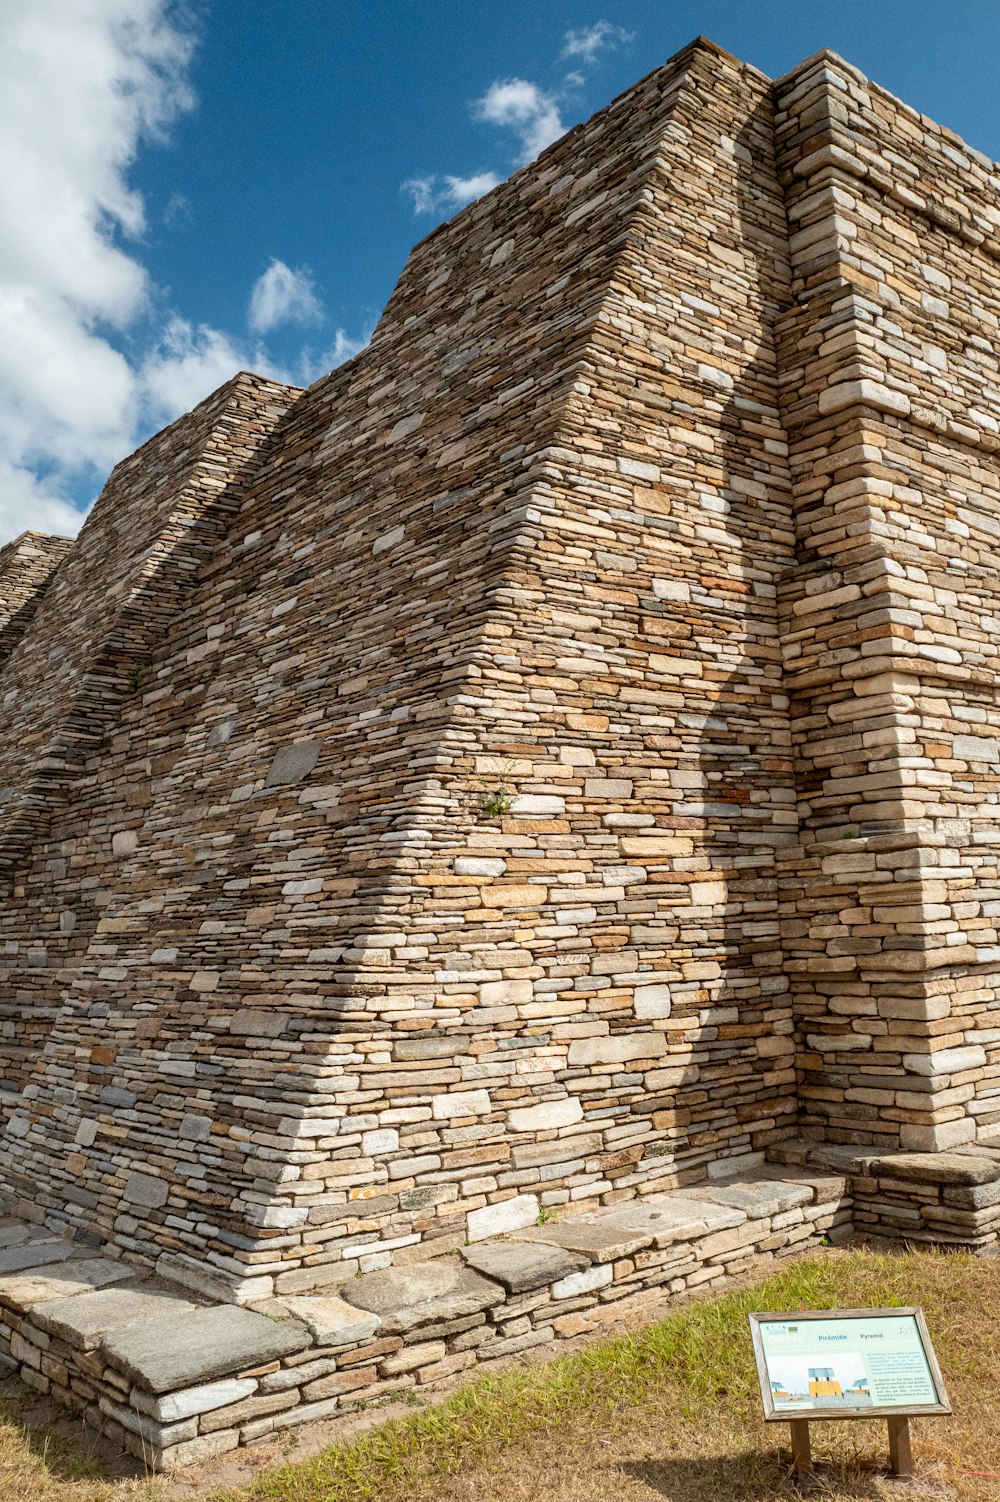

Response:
(748, 1307), (951, 1480)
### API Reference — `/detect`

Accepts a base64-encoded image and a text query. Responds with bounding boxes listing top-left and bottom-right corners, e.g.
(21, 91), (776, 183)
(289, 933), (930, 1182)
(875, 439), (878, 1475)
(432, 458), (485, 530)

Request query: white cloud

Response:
(402, 171), (500, 216)
(561, 21), (634, 66)
(248, 258), (323, 334)
(0, 3), (365, 548)
(0, 0), (197, 544)
(139, 317), (250, 428)
(475, 79), (564, 166)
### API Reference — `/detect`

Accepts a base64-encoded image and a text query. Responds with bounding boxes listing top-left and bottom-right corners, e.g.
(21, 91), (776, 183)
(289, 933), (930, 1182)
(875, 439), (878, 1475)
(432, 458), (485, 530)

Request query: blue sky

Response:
(2, 0), (1000, 544)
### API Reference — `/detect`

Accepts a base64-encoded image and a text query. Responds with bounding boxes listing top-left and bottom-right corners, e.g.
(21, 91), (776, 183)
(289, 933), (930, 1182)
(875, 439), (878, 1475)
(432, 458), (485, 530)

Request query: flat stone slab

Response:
(102, 1305), (311, 1393)
(0, 1220), (31, 1250)
(0, 1238), (77, 1275)
(756, 1166), (847, 1201)
(33, 1283), (200, 1351)
(871, 1152), (1000, 1186)
(680, 1180), (813, 1218)
(641, 1196), (747, 1233)
(341, 1259), (499, 1334)
(514, 1210), (655, 1262)
(279, 1295), (381, 1347)
(461, 1240), (588, 1293)
(772, 1142), (875, 1177)
(591, 1198), (719, 1248)
(0, 1257), (137, 1312)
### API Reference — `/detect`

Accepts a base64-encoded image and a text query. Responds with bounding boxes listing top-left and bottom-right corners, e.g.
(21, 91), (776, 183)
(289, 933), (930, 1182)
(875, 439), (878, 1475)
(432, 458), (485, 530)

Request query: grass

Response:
(2, 1249), (999, 1501)
(208, 1249), (1000, 1502)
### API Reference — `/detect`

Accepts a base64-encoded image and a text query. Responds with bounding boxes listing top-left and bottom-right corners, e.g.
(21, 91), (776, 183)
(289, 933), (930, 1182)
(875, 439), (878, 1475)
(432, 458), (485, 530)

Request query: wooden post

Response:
(887, 1416), (913, 1479)
(789, 1419), (812, 1476)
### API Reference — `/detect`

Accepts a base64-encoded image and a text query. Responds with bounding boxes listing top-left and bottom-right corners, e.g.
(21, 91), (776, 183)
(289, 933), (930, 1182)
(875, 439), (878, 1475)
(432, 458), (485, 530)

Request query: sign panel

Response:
(749, 1308), (951, 1422)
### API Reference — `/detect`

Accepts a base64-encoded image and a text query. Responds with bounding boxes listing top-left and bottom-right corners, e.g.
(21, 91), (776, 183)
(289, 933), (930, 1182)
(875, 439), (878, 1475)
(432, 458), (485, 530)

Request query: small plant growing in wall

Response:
(478, 780), (515, 818)
(537, 1204), (558, 1225)
(126, 662), (151, 693)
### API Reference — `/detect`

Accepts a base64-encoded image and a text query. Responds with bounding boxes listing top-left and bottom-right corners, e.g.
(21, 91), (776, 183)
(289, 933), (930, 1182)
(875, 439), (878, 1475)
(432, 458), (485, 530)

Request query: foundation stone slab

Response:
(103, 1305), (311, 1392)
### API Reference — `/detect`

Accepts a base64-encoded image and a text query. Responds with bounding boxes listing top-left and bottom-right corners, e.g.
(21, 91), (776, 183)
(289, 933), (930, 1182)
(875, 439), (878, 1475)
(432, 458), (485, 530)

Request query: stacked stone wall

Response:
(772, 51), (1000, 1152)
(3, 38), (1000, 1301)
(0, 532), (73, 668)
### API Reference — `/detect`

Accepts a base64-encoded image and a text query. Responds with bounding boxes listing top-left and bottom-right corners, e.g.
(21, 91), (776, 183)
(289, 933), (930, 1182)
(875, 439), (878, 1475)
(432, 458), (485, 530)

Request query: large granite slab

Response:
(461, 1240), (588, 1293)
(32, 1283), (199, 1351)
(341, 1258), (499, 1334)
(590, 1197), (728, 1247)
(0, 1256), (137, 1312)
(102, 1305), (311, 1393)
(870, 1151), (1000, 1186)
(0, 1238), (77, 1275)
(514, 1210), (656, 1262)
(0, 1220), (31, 1251)
(680, 1180), (812, 1219)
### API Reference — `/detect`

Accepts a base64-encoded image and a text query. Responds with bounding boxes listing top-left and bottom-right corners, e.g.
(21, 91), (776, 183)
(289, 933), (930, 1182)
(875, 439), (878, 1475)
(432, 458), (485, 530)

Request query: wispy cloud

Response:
(401, 171), (501, 216)
(474, 79), (564, 166)
(248, 258), (323, 334)
(400, 20), (637, 220)
(561, 21), (634, 66)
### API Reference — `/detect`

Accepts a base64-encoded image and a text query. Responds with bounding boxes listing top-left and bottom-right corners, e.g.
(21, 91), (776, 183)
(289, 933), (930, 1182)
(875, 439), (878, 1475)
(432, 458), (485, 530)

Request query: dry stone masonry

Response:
(2, 35), (1000, 1464)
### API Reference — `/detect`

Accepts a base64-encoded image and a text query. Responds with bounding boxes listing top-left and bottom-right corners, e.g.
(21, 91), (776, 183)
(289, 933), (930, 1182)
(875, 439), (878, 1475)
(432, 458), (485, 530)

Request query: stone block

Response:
(264, 740), (321, 786)
(0, 1257), (137, 1312)
(508, 1098), (582, 1132)
(122, 1172), (169, 1209)
(280, 1295), (381, 1347)
(466, 1195), (539, 1242)
(132, 1376), (258, 1424)
(102, 1305), (310, 1392)
(33, 1284), (198, 1352)
(341, 1259), (499, 1335)
(516, 1209), (655, 1263)
(550, 1264), (613, 1300)
(681, 1180), (812, 1219)
(461, 1241), (587, 1294)
(0, 1240), (76, 1276)
(567, 1032), (666, 1066)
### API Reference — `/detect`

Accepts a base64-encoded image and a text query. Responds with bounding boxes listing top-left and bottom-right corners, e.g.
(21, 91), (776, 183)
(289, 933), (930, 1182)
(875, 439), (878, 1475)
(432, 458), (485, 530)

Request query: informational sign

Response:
(749, 1308), (951, 1422)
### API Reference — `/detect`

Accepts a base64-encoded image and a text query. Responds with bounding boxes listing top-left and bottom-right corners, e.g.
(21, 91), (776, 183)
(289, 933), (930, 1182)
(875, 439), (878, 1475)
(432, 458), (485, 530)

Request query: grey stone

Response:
(461, 1240), (588, 1293)
(178, 1113), (212, 1142)
(102, 1304), (311, 1392)
(264, 740), (321, 786)
(595, 1198), (719, 1246)
(123, 1172), (169, 1209)
(280, 1294), (381, 1346)
(0, 1238), (76, 1275)
(131, 1376), (258, 1424)
(33, 1283), (199, 1351)
(100, 1087), (136, 1109)
(341, 1259), (499, 1334)
(871, 1151), (1000, 1186)
(0, 1257), (137, 1311)
(679, 1179), (812, 1218)
(0, 1220), (31, 1250)
(515, 1203), (685, 1262)
(229, 1009), (286, 1037)
(394, 1033), (470, 1061)
(156, 1252), (274, 1305)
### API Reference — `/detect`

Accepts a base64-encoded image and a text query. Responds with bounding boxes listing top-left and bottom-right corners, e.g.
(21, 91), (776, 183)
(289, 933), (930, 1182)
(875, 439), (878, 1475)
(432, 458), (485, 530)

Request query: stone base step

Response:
(0, 1167), (850, 1471)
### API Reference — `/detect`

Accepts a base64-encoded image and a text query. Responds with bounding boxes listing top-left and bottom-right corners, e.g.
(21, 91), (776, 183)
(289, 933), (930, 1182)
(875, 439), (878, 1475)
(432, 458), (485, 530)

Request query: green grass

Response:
(208, 1250), (997, 1502)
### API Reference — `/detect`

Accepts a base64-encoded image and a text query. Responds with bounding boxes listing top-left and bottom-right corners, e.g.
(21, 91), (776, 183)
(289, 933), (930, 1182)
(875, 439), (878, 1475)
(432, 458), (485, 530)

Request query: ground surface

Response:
(1, 1247), (997, 1502)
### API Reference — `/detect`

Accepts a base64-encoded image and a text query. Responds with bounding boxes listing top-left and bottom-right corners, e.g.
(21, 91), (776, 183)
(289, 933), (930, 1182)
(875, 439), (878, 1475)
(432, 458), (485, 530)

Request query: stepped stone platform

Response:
(0, 1166), (851, 1471)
